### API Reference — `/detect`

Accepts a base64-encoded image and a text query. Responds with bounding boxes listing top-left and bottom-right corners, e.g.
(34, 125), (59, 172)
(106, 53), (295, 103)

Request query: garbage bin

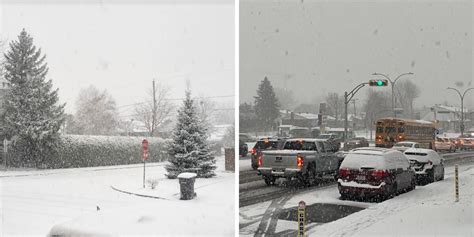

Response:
(178, 172), (197, 200)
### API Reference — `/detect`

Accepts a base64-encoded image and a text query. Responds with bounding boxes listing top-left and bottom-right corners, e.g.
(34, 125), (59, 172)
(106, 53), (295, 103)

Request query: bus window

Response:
(385, 127), (396, 133)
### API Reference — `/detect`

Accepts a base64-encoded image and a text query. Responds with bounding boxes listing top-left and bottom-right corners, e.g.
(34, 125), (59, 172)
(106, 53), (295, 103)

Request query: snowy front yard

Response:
(0, 156), (234, 236)
(240, 163), (473, 236)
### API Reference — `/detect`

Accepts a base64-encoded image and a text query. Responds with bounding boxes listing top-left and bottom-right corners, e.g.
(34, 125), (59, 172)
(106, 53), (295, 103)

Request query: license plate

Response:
(275, 157), (282, 162)
(356, 175), (366, 181)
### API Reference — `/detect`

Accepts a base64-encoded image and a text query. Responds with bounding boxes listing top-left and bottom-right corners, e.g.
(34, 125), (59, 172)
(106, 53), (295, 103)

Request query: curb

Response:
(110, 185), (169, 200)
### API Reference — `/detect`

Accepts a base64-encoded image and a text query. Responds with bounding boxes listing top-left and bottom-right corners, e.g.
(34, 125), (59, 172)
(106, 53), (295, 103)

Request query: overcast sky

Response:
(240, 0), (473, 109)
(1, 0), (234, 116)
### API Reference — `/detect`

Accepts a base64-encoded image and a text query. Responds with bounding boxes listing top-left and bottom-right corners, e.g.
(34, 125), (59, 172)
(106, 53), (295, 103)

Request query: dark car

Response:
(344, 137), (369, 151)
(239, 141), (248, 157)
(251, 138), (286, 170)
(316, 133), (341, 152)
(337, 147), (416, 200)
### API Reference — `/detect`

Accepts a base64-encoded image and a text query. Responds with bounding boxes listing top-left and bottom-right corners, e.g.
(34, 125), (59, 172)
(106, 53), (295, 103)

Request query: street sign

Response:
(297, 200), (306, 237)
(142, 139), (149, 151)
(141, 139), (149, 188)
(142, 139), (149, 161)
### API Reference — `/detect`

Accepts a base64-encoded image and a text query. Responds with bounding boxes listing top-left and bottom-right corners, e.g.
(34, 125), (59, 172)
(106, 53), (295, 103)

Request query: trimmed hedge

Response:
(6, 135), (169, 168)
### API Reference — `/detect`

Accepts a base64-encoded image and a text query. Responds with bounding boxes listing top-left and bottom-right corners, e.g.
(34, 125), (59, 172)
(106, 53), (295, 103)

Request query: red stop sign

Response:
(142, 139), (149, 161)
(142, 139), (149, 151)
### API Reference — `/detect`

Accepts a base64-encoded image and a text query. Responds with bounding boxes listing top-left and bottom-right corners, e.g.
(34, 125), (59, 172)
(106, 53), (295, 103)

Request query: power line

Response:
(116, 94), (235, 110)
(118, 107), (235, 119)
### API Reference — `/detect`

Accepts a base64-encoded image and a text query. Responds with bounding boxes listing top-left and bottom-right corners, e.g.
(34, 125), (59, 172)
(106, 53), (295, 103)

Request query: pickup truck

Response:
(257, 139), (344, 186)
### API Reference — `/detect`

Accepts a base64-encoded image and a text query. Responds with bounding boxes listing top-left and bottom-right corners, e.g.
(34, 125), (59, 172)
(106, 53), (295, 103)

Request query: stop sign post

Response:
(142, 139), (148, 188)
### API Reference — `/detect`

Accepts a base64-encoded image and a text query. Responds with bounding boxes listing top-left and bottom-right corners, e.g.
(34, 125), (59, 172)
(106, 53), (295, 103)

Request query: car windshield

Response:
(341, 153), (385, 170)
(254, 141), (279, 150)
(283, 141), (317, 151)
(385, 127), (396, 133)
(394, 143), (413, 147)
(405, 152), (427, 156)
(317, 134), (331, 139)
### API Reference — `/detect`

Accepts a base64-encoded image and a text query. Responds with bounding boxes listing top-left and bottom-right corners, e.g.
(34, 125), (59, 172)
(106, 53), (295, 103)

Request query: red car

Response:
(338, 147), (416, 200)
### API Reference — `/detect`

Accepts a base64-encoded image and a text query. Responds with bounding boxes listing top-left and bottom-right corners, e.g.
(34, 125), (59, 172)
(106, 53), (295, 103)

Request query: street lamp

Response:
(372, 72), (414, 117)
(446, 87), (474, 136)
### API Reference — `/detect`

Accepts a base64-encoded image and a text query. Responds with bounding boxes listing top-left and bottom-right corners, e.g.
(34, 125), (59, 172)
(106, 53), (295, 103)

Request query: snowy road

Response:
(1, 157), (234, 236)
(239, 159), (474, 236)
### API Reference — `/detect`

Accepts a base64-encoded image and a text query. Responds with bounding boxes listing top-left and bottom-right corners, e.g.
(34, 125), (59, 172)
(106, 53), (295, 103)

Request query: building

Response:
(421, 104), (472, 133)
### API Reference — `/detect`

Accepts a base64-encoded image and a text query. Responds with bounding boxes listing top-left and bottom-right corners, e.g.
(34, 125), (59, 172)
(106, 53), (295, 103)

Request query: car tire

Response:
(390, 182), (398, 198)
(439, 165), (445, 181)
(264, 176), (276, 186)
(340, 193), (349, 200)
(300, 163), (316, 186)
(408, 176), (416, 191)
(428, 168), (436, 183)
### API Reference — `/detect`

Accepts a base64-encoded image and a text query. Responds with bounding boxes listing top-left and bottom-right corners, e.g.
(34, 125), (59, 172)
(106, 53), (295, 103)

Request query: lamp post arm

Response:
(447, 87), (462, 99)
(393, 72), (414, 85)
(461, 87), (474, 99)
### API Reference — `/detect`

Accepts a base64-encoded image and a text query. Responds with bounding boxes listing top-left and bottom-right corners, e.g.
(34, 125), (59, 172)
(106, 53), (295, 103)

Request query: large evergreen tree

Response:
(1, 29), (65, 167)
(254, 77), (280, 131)
(165, 90), (216, 178)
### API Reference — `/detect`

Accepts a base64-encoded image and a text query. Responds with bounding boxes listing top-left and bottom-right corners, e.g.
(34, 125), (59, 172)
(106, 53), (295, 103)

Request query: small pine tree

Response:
(254, 77), (280, 131)
(1, 29), (65, 167)
(165, 90), (216, 178)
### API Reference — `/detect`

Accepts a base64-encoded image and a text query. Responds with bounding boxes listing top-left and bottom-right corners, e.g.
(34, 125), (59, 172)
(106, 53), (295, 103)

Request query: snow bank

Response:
(312, 164), (473, 236)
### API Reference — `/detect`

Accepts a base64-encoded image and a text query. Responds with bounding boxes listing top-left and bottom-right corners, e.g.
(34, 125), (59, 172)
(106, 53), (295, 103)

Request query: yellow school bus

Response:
(375, 117), (436, 149)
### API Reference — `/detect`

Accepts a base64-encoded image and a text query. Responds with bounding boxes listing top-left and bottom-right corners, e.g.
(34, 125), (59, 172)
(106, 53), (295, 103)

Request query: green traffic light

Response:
(377, 80), (383, 86)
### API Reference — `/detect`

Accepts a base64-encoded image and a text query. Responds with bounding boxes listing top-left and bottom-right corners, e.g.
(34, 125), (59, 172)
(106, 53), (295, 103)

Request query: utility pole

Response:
(352, 99), (357, 130)
(152, 79), (157, 136)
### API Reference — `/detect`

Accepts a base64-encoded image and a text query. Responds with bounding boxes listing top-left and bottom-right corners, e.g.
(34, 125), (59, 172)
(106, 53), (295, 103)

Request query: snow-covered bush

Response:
(7, 135), (169, 168)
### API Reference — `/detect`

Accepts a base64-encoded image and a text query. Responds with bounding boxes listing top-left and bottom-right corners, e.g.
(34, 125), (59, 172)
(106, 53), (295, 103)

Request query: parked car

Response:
(250, 137), (286, 170)
(458, 137), (474, 151)
(316, 133), (341, 152)
(344, 137), (369, 151)
(239, 141), (248, 157)
(258, 138), (343, 185)
(404, 148), (444, 184)
(337, 147), (416, 200)
(391, 141), (421, 153)
(434, 137), (456, 152)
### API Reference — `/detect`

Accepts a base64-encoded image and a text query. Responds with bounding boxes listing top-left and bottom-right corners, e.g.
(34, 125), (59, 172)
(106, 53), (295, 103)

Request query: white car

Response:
(404, 148), (444, 184)
(391, 141), (420, 153)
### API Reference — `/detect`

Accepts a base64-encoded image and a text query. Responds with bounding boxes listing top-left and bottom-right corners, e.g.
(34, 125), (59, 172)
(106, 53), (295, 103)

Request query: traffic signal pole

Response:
(344, 82), (369, 145)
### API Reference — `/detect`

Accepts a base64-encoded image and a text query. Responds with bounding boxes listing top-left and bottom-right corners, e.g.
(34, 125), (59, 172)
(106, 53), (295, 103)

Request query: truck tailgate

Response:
(261, 150), (315, 169)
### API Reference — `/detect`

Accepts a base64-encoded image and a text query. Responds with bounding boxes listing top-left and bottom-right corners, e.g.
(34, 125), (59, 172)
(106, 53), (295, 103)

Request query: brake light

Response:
(370, 169), (388, 178)
(257, 155), (263, 167)
(297, 155), (304, 168)
(251, 148), (257, 155)
(339, 168), (350, 177)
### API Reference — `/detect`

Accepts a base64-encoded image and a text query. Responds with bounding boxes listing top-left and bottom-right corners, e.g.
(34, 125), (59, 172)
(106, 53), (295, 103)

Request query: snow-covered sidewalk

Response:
(1, 156), (234, 236)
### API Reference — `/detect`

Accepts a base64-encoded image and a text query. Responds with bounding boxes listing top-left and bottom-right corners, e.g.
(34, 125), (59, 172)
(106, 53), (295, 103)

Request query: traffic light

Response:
(369, 79), (388, 86)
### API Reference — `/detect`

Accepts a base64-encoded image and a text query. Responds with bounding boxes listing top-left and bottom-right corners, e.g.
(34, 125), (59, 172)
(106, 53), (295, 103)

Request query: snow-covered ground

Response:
(240, 162), (473, 236)
(0, 156), (234, 236)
